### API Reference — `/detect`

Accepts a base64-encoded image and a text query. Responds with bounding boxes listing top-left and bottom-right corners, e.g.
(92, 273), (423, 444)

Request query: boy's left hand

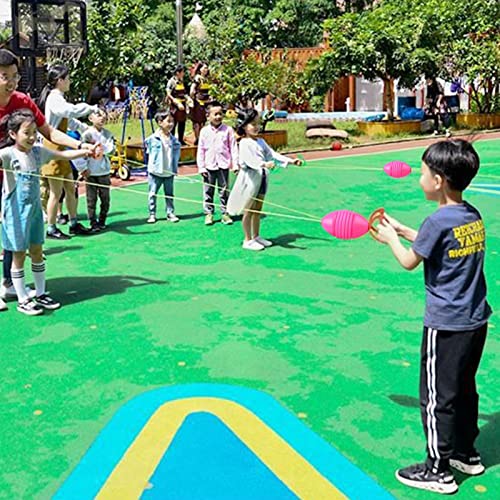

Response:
(375, 219), (399, 245)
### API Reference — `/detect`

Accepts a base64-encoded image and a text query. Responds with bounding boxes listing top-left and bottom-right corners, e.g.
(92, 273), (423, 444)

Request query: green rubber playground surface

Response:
(2, 139), (499, 499)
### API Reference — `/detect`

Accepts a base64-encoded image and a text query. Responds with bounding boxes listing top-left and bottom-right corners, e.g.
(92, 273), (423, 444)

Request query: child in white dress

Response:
(228, 108), (302, 251)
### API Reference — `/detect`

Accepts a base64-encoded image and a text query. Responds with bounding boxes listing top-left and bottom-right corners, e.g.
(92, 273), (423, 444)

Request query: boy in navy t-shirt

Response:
(376, 139), (491, 495)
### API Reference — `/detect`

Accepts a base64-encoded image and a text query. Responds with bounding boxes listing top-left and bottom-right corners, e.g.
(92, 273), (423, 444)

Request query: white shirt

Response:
(45, 89), (97, 131)
(238, 137), (292, 172)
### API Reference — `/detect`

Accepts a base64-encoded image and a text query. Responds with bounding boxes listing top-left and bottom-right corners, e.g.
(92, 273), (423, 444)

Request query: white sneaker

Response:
(242, 239), (264, 251)
(17, 298), (44, 316)
(167, 214), (180, 223)
(254, 236), (273, 247)
(0, 298), (7, 311)
(0, 284), (36, 300)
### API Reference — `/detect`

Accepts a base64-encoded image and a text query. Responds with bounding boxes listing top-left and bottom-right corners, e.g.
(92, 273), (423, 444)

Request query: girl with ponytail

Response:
(40, 64), (98, 239)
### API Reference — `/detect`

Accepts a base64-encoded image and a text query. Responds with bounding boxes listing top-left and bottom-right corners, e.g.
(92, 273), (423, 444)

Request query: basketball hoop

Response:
(46, 45), (85, 68)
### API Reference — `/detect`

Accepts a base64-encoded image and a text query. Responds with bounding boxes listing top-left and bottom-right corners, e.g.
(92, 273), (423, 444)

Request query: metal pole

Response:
(175, 0), (183, 65)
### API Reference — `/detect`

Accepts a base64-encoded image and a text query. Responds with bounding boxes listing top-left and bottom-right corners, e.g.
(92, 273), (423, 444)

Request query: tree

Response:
(71, 0), (177, 101)
(305, 0), (500, 116)
(264, 0), (341, 48)
(71, 0), (148, 98)
(210, 53), (305, 110)
(430, 0), (499, 113)
(304, 0), (444, 118)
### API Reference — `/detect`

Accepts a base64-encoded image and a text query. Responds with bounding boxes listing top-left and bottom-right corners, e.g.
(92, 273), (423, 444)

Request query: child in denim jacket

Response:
(145, 110), (181, 223)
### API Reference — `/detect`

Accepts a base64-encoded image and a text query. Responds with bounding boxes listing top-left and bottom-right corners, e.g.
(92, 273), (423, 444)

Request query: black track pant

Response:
(420, 324), (488, 469)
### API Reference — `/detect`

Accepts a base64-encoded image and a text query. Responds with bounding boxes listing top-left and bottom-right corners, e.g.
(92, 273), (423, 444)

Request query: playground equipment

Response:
(109, 138), (131, 181)
(109, 86), (155, 175)
(11, 0), (88, 96)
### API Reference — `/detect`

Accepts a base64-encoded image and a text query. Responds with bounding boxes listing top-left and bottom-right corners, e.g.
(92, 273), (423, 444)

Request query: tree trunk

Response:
(470, 83), (483, 113)
(383, 77), (395, 120)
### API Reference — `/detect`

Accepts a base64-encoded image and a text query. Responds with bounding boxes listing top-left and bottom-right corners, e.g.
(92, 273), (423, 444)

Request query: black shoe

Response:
(69, 222), (91, 235)
(395, 463), (458, 495)
(35, 293), (61, 310)
(46, 228), (71, 240)
(56, 213), (69, 225)
(450, 453), (485, 476)
(90, 222), (101, 233)
(98, 220), (107, 230)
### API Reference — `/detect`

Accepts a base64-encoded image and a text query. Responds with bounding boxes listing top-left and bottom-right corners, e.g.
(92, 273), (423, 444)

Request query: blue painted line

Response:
(143, 412), (297, 500)
(55, 384), (394, 500)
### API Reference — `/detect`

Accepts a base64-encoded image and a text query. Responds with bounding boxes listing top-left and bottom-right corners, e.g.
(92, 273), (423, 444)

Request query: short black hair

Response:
(236, 108), (258, 136)
(206, 100), (223, 112)
(0, 49), (19, 69)
(154, 108), (174, 124)
(174, 64), (185, 74)
(422, 139), (480, 191)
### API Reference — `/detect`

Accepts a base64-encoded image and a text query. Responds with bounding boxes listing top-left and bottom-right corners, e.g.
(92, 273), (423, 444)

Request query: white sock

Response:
(11, 268), (28, 303)
(32, 262), (46, 297)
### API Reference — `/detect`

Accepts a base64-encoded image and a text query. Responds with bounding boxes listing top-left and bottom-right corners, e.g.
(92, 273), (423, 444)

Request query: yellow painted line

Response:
(96, 397), (345, 500)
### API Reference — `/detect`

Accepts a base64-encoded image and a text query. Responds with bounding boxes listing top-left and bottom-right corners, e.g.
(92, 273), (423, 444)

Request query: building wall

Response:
(355, 77), (384, 111)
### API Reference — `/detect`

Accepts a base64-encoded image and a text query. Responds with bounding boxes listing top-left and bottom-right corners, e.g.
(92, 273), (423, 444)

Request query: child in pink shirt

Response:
(197, 101), (238, 226)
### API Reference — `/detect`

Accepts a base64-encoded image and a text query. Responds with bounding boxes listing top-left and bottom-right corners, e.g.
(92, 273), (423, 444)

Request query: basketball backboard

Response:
(11, 0), (88, 57)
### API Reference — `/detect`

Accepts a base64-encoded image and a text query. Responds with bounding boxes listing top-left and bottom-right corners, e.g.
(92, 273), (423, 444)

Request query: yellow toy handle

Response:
(368, 208), (385, 241)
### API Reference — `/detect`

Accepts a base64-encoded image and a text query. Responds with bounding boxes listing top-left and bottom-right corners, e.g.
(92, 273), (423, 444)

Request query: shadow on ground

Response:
(47, 275), (167, 305)
(271, 232), (331, 249)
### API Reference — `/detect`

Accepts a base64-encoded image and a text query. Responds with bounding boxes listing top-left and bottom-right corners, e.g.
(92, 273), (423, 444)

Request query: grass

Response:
(2, 140), (499, 500)
(105, 117), (480, 155)
(2, 138), (499, 499)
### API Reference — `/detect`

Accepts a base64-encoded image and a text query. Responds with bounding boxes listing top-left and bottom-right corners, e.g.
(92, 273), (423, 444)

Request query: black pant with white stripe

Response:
(420, 324), (488, 470)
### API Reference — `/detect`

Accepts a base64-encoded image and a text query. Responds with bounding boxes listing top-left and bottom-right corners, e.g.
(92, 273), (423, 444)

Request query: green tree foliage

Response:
(265, 0), (340, 48)
(210, 53), (305, 110)
(305, 0), (500, 115)
(432, 0), (499, 113)
(72, 0), (176, 100)
(305, 0), (440, 118)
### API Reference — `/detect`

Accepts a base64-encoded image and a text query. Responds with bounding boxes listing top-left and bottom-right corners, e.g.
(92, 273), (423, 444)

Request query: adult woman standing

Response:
(190, 62), (211, 145)
(165, 65), (188, 145)
(425, 77), (451, 137)
(38, 64), (97, 239)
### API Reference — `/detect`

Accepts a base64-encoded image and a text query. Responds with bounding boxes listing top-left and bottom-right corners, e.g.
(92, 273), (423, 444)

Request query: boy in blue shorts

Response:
(376, 139), (491, 494)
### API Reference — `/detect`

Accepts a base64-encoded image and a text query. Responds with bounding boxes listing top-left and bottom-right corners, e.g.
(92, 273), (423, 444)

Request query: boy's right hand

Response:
(375, 219), (399, 245)
(384, 213), (403, 234)
(264, 161), (275, 169)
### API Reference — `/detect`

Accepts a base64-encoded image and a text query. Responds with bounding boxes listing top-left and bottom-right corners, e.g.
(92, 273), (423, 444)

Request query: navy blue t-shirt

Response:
(412, 202), (492, 331)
